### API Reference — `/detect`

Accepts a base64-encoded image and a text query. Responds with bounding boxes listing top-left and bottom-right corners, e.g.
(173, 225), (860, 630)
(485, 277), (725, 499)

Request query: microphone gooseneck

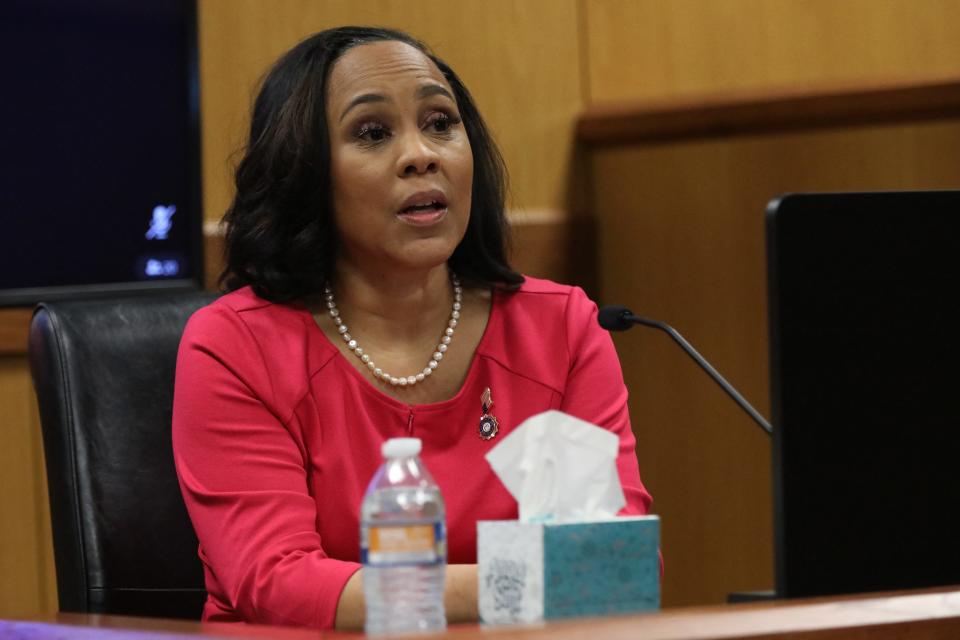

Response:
(598, 305), (773, 436)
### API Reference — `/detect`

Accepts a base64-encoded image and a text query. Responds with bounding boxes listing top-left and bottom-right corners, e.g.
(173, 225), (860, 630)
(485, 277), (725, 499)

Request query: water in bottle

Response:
(361, 437), (447, 635)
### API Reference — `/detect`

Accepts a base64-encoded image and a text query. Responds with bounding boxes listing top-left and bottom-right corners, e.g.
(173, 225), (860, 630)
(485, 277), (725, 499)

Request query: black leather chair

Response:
(28, 292), (217, 619)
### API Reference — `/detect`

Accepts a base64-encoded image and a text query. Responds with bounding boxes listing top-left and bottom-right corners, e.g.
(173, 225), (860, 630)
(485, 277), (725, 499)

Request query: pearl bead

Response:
(323, 272), (459, 388)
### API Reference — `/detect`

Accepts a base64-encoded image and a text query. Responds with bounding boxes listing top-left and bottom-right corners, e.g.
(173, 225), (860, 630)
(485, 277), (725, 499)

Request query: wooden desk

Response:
(5, 588), (960, 639)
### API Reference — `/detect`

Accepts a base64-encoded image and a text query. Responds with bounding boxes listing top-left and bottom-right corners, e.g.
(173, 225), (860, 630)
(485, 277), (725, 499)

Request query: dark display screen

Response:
(767, 190), (960, 598)
(0, 0), (201, 305)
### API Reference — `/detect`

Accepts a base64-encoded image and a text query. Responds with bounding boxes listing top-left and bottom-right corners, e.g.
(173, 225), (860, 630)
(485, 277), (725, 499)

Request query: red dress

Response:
(172, 276), (653, 628)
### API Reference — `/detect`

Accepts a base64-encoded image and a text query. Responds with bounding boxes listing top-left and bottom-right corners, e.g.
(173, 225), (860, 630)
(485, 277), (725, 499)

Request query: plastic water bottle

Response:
(361, 437), (447, 634)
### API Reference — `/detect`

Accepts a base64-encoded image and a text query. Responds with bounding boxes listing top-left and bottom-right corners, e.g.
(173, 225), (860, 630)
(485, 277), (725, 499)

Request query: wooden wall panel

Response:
(591, 120), (960, 607)
(584, 0), (960, 103)
(198, 0), (583, 223)
(0, 309), (31, 356)
(0, 357), (57, 617)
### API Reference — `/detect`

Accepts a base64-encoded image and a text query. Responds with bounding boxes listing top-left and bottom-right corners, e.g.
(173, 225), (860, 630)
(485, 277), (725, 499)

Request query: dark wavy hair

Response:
(220, 26), (523, 301)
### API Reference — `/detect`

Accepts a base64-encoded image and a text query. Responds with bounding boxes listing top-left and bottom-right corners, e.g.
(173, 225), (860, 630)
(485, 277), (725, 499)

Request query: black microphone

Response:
(599, 305), (772, 436)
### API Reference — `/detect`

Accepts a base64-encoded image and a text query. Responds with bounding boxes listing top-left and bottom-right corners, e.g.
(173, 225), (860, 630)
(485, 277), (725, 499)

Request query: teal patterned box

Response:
(477, 516), (660, 624)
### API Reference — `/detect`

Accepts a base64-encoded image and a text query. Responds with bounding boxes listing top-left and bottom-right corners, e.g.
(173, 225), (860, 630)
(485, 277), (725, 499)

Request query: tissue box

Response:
(477, 516), (659, 624)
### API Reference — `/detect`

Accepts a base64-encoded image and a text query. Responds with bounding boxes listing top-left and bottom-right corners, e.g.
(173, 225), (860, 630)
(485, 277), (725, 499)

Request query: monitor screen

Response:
(766, 190), (960, 598)
(0, 0), (202, 306)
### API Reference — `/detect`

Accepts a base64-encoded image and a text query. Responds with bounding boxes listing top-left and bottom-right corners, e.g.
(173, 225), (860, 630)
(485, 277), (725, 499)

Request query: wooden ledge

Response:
(0, 307), (32, 357)
(22, 587), (960, 639)
(577, 75), (960, 146)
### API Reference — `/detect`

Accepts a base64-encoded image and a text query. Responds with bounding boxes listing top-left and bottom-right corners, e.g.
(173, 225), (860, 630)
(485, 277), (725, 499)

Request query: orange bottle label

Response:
(367, 524), (440, 565)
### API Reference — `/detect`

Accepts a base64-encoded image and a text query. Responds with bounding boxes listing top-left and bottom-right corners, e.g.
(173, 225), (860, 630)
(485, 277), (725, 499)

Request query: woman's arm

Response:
(558, 287), (653, 515)
(334, 564), (479, 630)
(173, 304), (360, 628)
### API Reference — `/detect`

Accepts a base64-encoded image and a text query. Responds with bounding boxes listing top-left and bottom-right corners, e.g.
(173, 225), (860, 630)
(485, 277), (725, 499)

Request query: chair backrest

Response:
(28, 292), (217, 619)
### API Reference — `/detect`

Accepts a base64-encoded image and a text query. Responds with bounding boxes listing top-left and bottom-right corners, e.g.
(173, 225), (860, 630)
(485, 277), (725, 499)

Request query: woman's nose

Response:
(396, 132), (439, 176)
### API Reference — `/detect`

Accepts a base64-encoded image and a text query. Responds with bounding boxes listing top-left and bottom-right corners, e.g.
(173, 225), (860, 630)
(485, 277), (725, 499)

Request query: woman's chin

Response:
(391, 237), (461, 272)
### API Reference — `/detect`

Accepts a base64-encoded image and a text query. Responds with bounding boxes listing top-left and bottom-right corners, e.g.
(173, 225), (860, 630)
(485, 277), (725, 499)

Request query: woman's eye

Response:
(426, 112), (460, 134)
(356, 123), (389, 143)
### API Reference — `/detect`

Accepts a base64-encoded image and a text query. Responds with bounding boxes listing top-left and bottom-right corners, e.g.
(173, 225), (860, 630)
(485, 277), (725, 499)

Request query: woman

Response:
(172, 26), (652, 630)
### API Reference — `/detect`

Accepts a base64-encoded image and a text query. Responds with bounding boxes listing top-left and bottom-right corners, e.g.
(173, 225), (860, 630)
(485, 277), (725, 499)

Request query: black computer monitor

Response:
(0, 0), (202, 306)
(766, 190), (960, 598)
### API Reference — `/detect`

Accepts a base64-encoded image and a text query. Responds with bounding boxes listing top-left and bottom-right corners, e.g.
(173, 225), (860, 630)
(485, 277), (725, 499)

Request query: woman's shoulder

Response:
(191, 286), (277, 318)
(186, 287), (306, 335)
(178, 287), (335, 406)
(512, 275), (576, 296)
(182, 287), (328, 364)
(481, 276), (603, 386)
(497, 275), (596, 319)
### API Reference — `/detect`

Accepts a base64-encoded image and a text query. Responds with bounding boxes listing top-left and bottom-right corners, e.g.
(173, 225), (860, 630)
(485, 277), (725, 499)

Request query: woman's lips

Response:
(396, 206), (448, 226)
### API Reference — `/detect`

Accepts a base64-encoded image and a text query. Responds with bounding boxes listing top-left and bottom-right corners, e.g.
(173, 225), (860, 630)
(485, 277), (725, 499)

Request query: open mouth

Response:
(399, 200), (447, 215)
(397, 192), (449, 226)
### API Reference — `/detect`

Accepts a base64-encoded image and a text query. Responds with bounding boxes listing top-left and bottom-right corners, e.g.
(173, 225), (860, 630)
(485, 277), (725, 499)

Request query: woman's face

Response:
(325, 40), (473, 276)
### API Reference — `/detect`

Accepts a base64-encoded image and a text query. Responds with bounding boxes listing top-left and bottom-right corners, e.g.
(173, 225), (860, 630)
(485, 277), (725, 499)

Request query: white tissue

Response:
(485, 410), (626, 523)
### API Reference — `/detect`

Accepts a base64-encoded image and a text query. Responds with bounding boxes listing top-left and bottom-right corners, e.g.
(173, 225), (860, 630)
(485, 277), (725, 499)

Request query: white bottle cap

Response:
(382, 437), (422, 459)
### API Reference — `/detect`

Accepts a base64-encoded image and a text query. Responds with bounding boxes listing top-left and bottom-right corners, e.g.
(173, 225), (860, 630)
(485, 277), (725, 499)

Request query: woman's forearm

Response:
(333, 569), (365, 631)
(445, 563), (479, 623)
(334, 564), (479, 631)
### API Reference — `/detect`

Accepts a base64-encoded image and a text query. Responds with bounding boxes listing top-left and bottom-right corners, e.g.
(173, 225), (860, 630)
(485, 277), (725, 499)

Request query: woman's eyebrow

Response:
(416, 84), (454, 102)
(339, 93), (386, 122)
(339, 84), (454, 123)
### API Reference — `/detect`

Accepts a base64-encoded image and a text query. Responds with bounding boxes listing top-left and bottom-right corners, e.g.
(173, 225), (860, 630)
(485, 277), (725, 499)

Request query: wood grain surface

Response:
(8, 587), (960, 639)
(577, 76), (960, 145)
(583, 0), (960, 103)
(0, 357), (56, 618)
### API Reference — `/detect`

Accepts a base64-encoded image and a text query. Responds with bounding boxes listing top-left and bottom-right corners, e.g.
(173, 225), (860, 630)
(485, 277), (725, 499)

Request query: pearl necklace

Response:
(323, 274), (462, 387)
